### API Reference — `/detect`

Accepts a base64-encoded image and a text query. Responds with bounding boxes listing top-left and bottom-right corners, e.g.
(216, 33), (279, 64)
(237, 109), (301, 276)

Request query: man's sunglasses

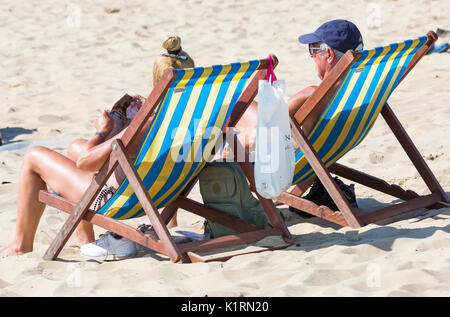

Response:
(308, 42), (329, 56)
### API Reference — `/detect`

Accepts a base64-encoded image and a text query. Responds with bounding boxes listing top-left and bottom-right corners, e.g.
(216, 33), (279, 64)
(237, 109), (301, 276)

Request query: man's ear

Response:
(327, 47), (335, 64)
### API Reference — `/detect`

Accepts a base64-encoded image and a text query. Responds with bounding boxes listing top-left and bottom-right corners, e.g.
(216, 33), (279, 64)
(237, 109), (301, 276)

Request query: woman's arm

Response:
(75, 110), (121, 171)
(75, 131), (127, 171)
(76, 111), (153, 172)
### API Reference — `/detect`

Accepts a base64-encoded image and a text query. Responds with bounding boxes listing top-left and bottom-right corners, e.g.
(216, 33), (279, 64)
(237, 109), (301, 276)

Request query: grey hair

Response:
(325, 43), (364, 61)
(332, 48), (345, 60)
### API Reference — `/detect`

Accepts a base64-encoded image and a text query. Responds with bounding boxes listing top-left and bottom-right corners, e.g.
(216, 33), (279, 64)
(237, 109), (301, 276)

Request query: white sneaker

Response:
(80, 232), (137, 261)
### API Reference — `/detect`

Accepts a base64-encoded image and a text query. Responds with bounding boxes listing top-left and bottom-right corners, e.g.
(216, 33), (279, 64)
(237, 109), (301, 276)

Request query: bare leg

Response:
(69, 139), (180, 229)
(0, 146), (96, 257)
(67, 138), (88, 162)
(167, 215), (178, 228)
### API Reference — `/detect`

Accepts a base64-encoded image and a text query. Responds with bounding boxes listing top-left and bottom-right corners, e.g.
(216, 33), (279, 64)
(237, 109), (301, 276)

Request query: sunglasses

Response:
(308, 42), (329, 56)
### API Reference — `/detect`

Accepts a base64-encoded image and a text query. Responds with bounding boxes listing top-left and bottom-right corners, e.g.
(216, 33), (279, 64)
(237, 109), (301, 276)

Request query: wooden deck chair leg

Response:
(159, 204), (178, 228)
(43, 158), (119, 260)
(173, 196), (261, 233)
(381, 103), (449, 203)
(240, 161), (294, 241)
(111, 139), (183, 262)
(273, 177), (315, 208)
(290, 177), (316, 197)
(275, 190), (348, 226)
(160, 174), (199, 226)
(228, 131), (295, 242)
(359, 193), (441, 224)
(39, 191), (169, 256)
(290, 118), (364, 228)
(329, 163), (421, 201)
(329, 163), (449, 210)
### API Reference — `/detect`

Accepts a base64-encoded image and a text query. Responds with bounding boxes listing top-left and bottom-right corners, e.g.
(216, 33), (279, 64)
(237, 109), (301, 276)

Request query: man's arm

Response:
(288, 85), (317, 116)
(289, 85), (323, 137)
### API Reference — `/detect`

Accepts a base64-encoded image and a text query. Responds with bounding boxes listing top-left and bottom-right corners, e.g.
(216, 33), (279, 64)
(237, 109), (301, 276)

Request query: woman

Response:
(0, 110), (142, 257)
(0, 36), (195, 259)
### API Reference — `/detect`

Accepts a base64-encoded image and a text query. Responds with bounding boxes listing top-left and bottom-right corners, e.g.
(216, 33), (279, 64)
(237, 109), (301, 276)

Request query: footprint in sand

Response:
(424, 153), (443, 161)
(369, 151), (385, 164)
(38, 115), (71, 124)
(44, 215), (62, 226)
(0, 278), (12, 288)
(303, 268), (357, 287)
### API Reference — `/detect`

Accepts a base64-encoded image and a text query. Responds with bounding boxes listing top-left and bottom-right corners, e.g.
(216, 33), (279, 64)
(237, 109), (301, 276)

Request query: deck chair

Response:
(275, 31), (449, 228)
(39, 56), (295, 263)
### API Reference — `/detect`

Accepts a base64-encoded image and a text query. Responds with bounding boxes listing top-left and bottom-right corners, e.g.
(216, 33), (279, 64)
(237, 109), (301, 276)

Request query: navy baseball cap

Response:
(298, 19), (363, 53)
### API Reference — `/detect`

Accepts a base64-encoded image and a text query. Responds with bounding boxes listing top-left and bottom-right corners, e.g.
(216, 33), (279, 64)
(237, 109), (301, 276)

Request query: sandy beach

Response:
(0, 0), (449, 297)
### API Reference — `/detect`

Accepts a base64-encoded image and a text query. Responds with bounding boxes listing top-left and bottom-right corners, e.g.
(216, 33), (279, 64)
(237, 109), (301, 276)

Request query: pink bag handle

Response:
(266, 55), (277, 85)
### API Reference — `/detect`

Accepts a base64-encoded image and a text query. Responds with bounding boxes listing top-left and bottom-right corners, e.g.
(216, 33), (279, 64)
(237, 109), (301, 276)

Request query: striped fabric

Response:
(292, 36), (428, 185)
(98, 60), (260, 219)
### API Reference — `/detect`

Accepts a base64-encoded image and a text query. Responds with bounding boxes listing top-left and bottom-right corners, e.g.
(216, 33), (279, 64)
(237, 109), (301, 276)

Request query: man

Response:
(289, 19), (364, 136)
(235, 19), (363, 213)
(237, 19), (364, 148)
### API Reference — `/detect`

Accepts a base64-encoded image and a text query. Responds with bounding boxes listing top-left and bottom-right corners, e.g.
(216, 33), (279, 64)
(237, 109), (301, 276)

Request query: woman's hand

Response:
(94, 110), (114, 136)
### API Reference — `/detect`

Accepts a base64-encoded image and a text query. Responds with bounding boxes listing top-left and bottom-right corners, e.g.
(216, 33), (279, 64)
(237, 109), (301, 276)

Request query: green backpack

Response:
(199, 161), (273, 238)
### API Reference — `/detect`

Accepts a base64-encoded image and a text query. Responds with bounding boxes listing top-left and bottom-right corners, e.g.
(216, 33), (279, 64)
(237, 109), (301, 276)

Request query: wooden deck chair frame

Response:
(274, 31), (449, 228)
(39, 55), (296, 263)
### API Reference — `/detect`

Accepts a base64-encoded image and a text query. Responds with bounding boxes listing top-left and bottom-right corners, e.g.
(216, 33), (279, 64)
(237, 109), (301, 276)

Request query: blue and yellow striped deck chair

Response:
(40, 56), (294, 263)
(276, 31), (449, 228)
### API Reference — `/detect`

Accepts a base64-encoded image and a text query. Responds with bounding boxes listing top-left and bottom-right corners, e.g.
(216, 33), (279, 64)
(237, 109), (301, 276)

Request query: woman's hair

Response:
(152, 35), (195, 87)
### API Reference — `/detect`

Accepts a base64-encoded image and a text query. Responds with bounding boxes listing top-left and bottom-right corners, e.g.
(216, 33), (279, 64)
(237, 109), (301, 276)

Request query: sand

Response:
(0, 0), (449, 297)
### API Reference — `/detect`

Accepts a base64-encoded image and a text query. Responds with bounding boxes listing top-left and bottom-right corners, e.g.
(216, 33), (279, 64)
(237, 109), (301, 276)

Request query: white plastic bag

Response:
(254, 56), (295, 199)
